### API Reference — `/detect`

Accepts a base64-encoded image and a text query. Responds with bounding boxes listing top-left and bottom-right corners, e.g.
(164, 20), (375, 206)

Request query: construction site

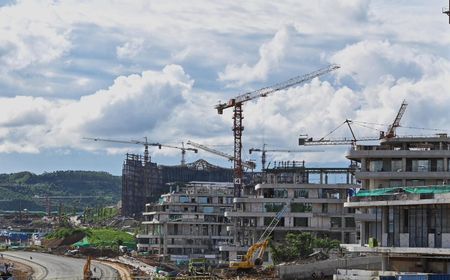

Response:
(2, 64), (450, 280)
(0, 1), (449, 280)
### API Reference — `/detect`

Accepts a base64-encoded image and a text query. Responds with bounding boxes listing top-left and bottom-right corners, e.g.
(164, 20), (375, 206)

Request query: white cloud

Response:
(218, 25), (293, 87)
(0, 0), (449, 171)
(0, 1), (71, 70)
(0, 65), (195, 153)
(116, 38), (144, 59)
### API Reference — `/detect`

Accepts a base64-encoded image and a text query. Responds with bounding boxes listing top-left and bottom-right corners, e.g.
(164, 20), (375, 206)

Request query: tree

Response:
(313, 237), (340, 254)
(270, 233), (340, 264)
(270, 232), (315, 263)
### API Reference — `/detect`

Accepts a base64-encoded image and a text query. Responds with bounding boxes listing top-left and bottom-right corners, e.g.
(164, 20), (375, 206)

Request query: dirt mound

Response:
(43, 232), (85, 248)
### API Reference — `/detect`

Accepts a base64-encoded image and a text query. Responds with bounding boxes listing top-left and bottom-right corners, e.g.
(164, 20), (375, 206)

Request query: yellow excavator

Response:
(229, 239), (269, 269)
(83, 256), (100, 280)
(229, 202), (290, 270)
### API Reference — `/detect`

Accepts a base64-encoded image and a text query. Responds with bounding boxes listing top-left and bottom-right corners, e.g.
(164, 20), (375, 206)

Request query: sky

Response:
(0, 0), (449, 175)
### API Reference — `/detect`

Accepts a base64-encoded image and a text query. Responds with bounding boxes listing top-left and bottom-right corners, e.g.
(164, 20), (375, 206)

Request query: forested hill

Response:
(0, 171), (121, 211)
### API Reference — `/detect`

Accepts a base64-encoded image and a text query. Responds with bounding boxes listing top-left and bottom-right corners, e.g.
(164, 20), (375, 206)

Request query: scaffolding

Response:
(121, 153), (162, 217)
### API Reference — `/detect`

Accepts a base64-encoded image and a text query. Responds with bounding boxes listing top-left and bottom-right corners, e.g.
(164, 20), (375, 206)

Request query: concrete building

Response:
(220, 161), (359, 263)
(344, 134), (450, 273)
(136, 182), (234, 263)
(121, 157), (235, 218)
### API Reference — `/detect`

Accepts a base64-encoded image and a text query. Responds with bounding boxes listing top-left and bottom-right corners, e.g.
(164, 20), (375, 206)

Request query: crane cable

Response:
(352, 120), (447, 132)
(318, 120), (348, 141)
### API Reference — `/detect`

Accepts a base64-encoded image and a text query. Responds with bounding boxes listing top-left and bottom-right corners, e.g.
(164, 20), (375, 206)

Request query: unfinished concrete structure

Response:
(121, 157), (235, 218)
(136, 182), (234, 262)
(344, 134), (450, 273)
(159, 159), (233, 184)
(220, 161), (359, 263)
(121, 153), (162, 217)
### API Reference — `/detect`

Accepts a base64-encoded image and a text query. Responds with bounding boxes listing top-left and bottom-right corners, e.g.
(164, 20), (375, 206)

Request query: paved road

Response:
(3, 251), (120, 280)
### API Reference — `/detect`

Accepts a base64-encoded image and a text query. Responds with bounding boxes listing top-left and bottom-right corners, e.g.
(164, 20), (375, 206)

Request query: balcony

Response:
(355, 171), (450, 180)
(345, 186), (450, 208)
(348, 149), (450, 160)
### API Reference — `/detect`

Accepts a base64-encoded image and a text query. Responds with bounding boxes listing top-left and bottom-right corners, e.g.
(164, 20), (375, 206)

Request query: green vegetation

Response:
(83, 207), (119, 223)
(46, 227), (92, 239)
(88, 228), (135, 248)
(0, 171), (121, 211)
(46, 227), (136, 249)
(270, 232), (340, 264)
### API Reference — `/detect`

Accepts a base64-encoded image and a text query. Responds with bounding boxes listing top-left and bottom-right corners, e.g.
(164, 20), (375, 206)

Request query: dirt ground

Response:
(2, 257), (33, 280)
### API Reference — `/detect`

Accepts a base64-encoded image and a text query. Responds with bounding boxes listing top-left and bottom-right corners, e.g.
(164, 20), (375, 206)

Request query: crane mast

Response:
(215, 64), (340, 197)
(159, 142), (198, 166)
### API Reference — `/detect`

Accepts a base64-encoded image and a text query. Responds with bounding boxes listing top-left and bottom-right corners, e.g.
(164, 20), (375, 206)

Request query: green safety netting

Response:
(356, 185), (450, 197)
(73, 237), (90, 247)
(73, 237), (136, 249)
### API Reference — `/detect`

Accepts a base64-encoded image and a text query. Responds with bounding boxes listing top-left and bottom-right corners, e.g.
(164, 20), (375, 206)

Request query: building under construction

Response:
(121, 153), (162, 217)
(122, 156), (235, 218)
(160, 159), (233, 184)
(220, 161), (359, 263)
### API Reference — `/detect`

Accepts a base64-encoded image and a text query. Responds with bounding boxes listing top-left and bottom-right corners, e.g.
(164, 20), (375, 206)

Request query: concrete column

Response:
(163, 223), (168, 256)
(402, 157), (406, 172)
(360, 221), (366, 245)
(444, 157), (448, 172)
(381, 253), (389, 271)
(382, 207), (389, 247)
(361, 158), (366, 171)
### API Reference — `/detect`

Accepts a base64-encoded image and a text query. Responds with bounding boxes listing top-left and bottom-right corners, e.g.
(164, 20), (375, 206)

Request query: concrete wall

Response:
(442, 233), (450, 247)
(277, 256), (382, 280)
(400, 233), (408, 247)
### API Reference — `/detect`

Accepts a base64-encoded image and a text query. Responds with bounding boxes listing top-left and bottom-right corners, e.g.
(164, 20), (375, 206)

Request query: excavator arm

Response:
(83, 256), (92, 280)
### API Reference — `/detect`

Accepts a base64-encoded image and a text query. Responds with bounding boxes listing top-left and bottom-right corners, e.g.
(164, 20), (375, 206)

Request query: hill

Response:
(0, 171), (121, 212)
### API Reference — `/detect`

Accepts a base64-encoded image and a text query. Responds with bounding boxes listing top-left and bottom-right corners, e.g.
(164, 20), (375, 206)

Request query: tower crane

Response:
(298, 119), (380, 146)
(186, 140), (256, 170)
(84, 137), (160, 164)
(249, 144), (324, 170)
(84, 137), (197, 166)
(215, 64), (340, 197)
(380, 99), (408, 139)
(298, 100), (408, 146)
(156, 142), (198, 166)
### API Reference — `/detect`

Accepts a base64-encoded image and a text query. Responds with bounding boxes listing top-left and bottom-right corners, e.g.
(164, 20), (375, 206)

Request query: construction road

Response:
(3, 251), (120, 279)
